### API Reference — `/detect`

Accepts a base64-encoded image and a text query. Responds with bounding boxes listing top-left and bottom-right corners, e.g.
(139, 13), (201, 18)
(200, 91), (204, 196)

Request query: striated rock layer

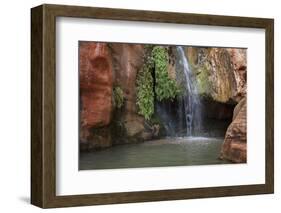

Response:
(220, 97), (247, 163)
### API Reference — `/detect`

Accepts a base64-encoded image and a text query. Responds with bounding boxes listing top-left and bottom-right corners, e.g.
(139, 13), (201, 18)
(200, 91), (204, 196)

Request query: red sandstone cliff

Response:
(79, 42), (113, 149)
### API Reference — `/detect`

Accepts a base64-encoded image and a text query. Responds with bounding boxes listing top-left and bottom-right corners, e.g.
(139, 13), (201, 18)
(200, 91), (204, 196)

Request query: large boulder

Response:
(220, 97), (247, 163)
(79, 42), (113, 149)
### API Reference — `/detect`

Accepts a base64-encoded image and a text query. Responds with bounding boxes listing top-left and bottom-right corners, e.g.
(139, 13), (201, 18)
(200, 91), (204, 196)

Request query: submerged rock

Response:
(220, 97), (247, 163)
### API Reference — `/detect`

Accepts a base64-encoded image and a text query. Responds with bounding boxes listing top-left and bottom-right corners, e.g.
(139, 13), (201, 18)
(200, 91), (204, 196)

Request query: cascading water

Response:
(176, 46), (202, 136)
(155, 46), (203, 137)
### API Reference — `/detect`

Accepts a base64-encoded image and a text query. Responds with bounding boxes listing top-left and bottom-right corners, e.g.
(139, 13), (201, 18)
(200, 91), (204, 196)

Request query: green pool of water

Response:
(79, 137), (230, 170)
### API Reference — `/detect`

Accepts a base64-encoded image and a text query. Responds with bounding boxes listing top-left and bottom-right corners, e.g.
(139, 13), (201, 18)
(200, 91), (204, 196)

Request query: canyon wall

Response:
(80, 42), (156, 150)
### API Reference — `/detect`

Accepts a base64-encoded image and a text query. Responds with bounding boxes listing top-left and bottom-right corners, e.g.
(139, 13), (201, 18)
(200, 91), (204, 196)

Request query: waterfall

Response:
(154, 46), (203, 137)
(177, 46), (202, 136)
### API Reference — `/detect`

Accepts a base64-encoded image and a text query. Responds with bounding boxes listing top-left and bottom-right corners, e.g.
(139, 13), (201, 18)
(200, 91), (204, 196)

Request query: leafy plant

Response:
(152, 46), (181, 101)
(136, 46), (181, 120)
(136, 65), (154, 120)
(113, 86), (124, 109)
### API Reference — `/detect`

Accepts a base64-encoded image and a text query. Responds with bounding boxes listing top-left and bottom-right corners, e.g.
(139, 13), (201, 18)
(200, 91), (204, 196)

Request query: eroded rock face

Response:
(109, 44), (147, 142)
(79, 42), (113, 148)
(220, 97), (247, 163)
(208, 48), (237, 103)
(185, 47), (246, 104)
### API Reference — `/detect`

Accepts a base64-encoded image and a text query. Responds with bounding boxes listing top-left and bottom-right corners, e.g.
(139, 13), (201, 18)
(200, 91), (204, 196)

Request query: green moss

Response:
(113, 86), (124, 109)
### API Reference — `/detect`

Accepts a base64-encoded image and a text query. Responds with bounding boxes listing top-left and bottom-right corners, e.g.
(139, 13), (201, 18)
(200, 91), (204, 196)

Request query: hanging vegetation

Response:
(136, 45), (181, 120)
(152, 46), (181, 101)
(136, 60), (154, 120)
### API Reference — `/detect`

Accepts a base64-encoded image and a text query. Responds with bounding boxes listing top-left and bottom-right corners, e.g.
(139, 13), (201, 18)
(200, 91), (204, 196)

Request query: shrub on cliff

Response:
(136, 64), (154, 120)
(136, 46), (181, 120)
(152, 46), (181, 101)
